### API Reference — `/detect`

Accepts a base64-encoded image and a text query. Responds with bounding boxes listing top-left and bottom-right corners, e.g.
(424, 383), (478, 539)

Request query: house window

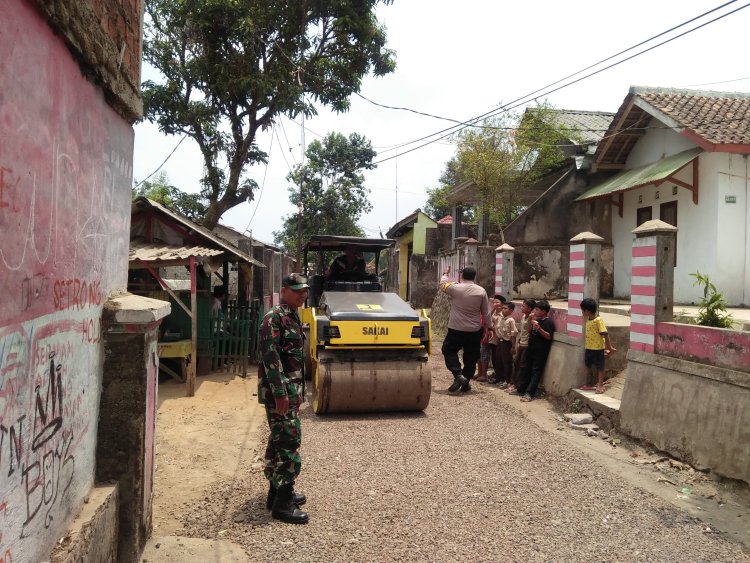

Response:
(660, 201), (678, 265)
(636, 206), (652, 227)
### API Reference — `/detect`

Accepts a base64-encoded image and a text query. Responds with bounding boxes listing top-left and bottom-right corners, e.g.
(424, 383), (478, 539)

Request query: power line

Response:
(279, 119), (299, 166)
(243, 130), (275, 231)
(134, 134), (188, 188)
(683, 75), (750, 87)
(371, 1), (750, 165)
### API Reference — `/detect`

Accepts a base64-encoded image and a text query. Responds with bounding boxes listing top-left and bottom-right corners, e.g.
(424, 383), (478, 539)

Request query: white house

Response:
(577, 86), (750, 306)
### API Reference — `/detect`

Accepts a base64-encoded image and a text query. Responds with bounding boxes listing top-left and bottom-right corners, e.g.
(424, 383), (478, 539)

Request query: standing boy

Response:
(490, 302), (517, 387)
(512, 299), (555, 402)
(507, 299), (535, 393)
(475, 297), (497, 382)
(580, 298), (616, 394)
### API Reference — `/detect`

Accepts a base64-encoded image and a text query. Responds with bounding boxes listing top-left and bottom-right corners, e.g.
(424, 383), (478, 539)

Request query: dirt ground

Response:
(150, 371), (266, 536)
(144, 360), (750, 561)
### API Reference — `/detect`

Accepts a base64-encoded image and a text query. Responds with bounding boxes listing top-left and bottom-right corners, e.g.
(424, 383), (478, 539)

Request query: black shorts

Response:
(584, 349), (605, 370)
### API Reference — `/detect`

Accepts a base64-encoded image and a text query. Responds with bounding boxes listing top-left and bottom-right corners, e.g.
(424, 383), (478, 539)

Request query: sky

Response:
(132, 0), (750, 244)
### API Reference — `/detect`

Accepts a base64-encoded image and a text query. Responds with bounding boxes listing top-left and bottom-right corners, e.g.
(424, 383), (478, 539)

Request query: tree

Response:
(424, 158), (461, 220)
(132, 171), (208, 221)
(454, 102), (576, 240)
(142, 0), (396, 230)
(273, 132), (375, 255)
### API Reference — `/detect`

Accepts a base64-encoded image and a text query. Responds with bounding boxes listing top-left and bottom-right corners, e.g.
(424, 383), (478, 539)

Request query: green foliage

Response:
(690, 271), (734, 328)
(142, 0), (396, 229)
(273, 132), (375, 254)
(424, 158), (475, 222)
(132, 171), (208, 222)
(569, 398), (583, 413)
(453, 102), (577, 239)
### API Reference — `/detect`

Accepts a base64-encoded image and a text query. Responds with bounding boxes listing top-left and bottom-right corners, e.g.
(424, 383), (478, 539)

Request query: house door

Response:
(660, 201), (678, 264)
(660, 201), (677, 227)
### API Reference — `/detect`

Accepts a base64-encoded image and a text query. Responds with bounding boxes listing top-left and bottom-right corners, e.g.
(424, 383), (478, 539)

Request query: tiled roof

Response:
(636, 87), (750, 146)
(547, 109), (615, 144)
(437, 215), (453, 224)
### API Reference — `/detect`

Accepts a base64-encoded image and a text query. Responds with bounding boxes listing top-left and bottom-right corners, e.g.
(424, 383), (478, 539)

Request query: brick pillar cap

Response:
(632, 219), (678, 236)
(495, 243), (515, 251)
(463, 238), (480, 245)
(569, 231), (605, 243)
(454, 236), (469, 244)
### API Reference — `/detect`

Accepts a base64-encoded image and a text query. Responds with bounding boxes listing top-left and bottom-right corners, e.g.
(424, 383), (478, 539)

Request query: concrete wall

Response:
(0, 1), (138, 561)
(611, 120), (749, 305)
(621, 350), (750, 484)
(503, 166), (612, 247)
(656, 322), (750, 373)
(425, 223), (453, 256)
(408, 255), (438, 309)
(49, 485), (119, 563)
(512, 246), (569, 300)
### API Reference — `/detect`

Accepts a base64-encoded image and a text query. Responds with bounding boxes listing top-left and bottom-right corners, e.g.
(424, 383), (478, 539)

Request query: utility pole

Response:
(297, 96), (305, 271)
(296, 201), (303, 270)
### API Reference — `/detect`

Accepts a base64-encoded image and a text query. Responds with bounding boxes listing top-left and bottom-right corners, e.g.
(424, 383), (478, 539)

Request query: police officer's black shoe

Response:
(266, 483), (307, 510)
(448, 374), (468, 393)
(272, 483), (309, 524)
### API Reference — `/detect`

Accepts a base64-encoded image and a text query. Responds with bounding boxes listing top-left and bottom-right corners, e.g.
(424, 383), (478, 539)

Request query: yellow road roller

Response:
(299, 236), (432, 414)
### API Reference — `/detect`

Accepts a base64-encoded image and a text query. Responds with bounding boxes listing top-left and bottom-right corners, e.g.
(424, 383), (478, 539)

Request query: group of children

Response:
(475, 296), (615, 401)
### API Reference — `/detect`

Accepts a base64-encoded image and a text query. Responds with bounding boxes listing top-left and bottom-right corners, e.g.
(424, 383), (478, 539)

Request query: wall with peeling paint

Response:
(0, 1), (134, 561)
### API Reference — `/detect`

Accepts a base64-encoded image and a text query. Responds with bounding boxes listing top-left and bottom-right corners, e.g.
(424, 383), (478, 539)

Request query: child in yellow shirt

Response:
(580, 298), (616, 394)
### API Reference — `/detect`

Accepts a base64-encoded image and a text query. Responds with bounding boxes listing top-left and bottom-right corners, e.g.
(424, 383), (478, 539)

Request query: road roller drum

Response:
(312, 350), (430, 414)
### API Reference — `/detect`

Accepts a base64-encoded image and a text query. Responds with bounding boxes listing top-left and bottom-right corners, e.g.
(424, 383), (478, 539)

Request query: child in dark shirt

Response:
(511, 299), (555, 402)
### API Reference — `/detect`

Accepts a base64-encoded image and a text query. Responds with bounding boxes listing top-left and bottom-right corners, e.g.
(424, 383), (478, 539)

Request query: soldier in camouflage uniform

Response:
(258, 273), (310, 524)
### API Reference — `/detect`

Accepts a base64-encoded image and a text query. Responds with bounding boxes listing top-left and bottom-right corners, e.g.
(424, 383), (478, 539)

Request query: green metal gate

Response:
(210, 300), (262, 376)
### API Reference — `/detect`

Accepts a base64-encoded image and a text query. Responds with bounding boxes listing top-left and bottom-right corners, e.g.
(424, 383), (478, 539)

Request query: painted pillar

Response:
(98, 295), (170, 563)
(495, 243), (515, 298)
(567, 232), (605, 338)
(629, 220), (677, 353)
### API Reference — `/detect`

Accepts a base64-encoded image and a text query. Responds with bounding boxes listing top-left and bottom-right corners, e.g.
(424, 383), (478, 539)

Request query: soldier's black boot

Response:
(266, 482), (307, 509)
(271, 483), (309, 524)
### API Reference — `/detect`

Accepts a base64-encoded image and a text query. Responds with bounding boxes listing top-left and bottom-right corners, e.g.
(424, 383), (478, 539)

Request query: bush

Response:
(690, 272), (733, 328)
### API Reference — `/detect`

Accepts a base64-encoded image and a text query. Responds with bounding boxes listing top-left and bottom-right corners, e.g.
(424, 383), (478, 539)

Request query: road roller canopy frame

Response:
(303, 235), (396, 308)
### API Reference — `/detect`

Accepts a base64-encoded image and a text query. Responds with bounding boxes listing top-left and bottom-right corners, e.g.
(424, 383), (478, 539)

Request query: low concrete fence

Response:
(620, 350), (750, 484)
(656, 322), (750, 373)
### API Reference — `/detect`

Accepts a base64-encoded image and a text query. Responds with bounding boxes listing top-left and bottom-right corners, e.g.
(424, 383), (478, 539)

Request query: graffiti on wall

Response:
(0, 1), (134, 560)
(0, 315), (100, 560)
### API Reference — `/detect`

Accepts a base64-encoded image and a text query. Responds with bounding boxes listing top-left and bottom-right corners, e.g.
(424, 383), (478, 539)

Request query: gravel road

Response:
(179, 348), (749, 562)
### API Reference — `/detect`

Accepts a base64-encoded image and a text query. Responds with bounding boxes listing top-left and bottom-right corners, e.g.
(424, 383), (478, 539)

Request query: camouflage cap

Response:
(282, 272), (309, 290)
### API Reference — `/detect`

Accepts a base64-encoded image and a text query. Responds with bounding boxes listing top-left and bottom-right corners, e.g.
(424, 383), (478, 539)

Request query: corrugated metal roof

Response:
(212, 223), (281, 251)
(577, 147), (702, 201)
(129, 240), (224, 263)
(131, 198), (265, 267)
